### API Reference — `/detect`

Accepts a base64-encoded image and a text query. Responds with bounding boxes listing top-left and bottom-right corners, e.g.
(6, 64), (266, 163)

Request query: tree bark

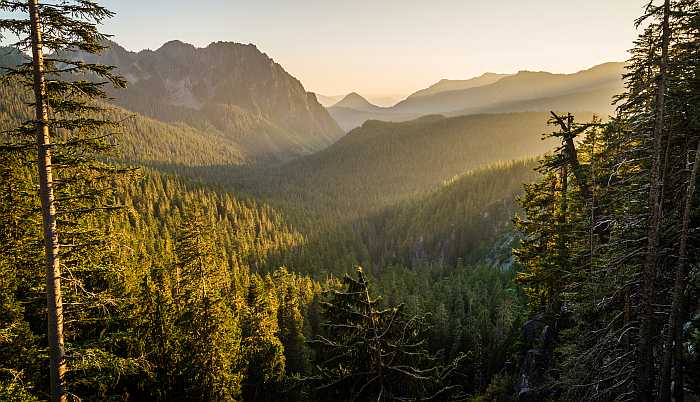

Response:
(638, 1), (671, 400)
(28, 1), (68, 401)
(658, 139), (700, 402)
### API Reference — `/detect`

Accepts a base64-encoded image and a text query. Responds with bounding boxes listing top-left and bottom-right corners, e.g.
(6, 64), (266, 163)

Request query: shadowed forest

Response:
(0, 1), (699, 401)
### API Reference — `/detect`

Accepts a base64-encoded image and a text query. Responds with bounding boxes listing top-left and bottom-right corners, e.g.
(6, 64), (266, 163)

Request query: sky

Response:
(93, 1), (643, 97)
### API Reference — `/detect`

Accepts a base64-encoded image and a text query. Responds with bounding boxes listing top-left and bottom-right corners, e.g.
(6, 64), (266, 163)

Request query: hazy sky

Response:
(94, 1), (644, 96)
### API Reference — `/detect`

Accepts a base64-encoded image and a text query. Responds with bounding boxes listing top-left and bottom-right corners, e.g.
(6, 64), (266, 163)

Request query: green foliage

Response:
(468, 374), (515, 402)
(512, 2), (700, 401)
(0, 372), (40, 402)
(309, 268), (466, 401)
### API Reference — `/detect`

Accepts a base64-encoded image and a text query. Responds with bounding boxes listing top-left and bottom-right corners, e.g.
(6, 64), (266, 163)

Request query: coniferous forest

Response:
(0, 1), (699, 401)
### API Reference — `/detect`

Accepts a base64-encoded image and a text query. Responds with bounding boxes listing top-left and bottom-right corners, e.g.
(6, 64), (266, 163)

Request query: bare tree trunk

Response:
(549, 112), (611, 242)
(658, 139), (700, 402)
(550, 112), (593, 201)
(553, 164), (567, 315)
(28, 1), (67, 401)
(638, 1), (671, 400)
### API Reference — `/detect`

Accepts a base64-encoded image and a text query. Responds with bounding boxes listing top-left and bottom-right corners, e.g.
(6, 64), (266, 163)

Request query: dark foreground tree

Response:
(308, 267), (466, 402)
(513, 2), (700, 401)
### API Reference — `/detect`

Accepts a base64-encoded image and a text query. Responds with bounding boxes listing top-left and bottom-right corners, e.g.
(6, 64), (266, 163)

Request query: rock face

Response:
(80, 40), (344, 162)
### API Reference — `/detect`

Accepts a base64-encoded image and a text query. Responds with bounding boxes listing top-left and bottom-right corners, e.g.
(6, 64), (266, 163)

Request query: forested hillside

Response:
(0, 66), (244, 166)
(234, 112), (584, 222)
(509, 2), (700, 400)
(1, 1), (699, 401)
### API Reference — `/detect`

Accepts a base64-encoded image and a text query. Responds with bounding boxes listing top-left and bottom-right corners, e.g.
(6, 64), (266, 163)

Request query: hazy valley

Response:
(1, 2), (699, 401)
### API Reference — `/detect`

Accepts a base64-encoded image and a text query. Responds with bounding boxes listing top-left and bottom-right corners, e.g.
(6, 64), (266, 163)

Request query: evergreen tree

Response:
(0, 1), (135, 400)
(309, 268), (465, 402)
(172, 208), (243, 401)
(241, 274), (286, 401)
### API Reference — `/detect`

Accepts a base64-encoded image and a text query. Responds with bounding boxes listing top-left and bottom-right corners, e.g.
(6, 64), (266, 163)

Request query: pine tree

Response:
(309, 267), (465, 402)
(512, 2), (700, 400)
(241, 274), (286, 401)
(0, 1), (130, 400)
(172, 207), (243, 401)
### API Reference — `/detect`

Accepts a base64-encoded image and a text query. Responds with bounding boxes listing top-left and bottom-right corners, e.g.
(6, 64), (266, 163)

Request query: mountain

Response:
(332, 92), (380, 111)
(315, 93), (404, 108)
(233, 111), (593, 223)
(76, 40), (344, 162)
(314, 93), (345, 107)
(364, 95), (404, 107)
(0, 78), (247, 167)
(326, 106), (420, 132)
(448, 84), (620, 117)
(393, 62), (624, 115)
(407, 72), (511, 99)
(324, 63), (622, 131)
(0, 46), (26, 68)
(326, 93), (415, 132)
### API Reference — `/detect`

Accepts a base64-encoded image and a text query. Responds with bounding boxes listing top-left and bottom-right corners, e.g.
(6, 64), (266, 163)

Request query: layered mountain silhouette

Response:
(75, 40), (343, 162)
(327, 92), (419, 131)
(315, 93), (404, 108)
(314, 93), (345, 107)
(327, 62), (623, 131)
(407, 72), (511, 99)
(395, 62), (624, 114)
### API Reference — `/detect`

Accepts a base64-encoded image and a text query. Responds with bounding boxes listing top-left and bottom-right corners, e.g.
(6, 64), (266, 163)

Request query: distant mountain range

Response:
(315, 94), (346, 107)
(406, 72), (512, 99)
(327, 62), (624, 131)
(75, 40), (343, 162)
(325, 93), (419, 131)
(314, 93), (405, 108)
(2, 39), (624, 168)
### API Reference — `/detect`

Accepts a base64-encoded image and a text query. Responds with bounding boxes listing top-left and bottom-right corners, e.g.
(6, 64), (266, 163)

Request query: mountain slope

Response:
(314, 93), (345, 107)
(448, 85), (619, 117)
(364, 159), (538, 268)
(393, 62), (624, 115)
(326, 93), (417, 131)
(407, 72), (511, 99)
(326, 63), (622, 130)
(0, 46), (245, 167)
(0, 79), (246, 166)
(326, 106), (420, 132)
(234, 112), (591, 223)
(77, 40), (344, 162)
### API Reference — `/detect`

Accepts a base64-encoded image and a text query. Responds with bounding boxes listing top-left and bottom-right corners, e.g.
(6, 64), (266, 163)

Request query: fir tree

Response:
(0, 1), (132, 400)
(309, 267), (465, 402)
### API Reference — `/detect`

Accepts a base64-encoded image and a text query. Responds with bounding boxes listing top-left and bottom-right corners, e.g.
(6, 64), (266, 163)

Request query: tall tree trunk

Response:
(658, 139), (700, 402)
(28, 1), (67, 401)
(638, 1), (671, 400)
